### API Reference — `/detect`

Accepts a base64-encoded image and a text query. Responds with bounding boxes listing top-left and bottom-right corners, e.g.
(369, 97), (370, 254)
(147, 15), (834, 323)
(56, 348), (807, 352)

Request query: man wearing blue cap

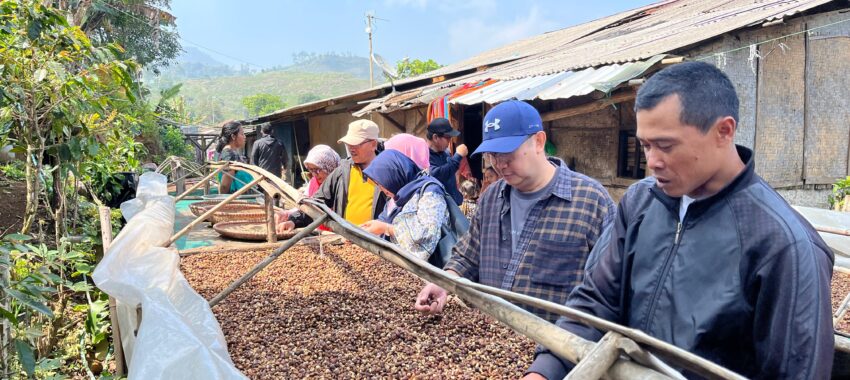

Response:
(414, 100), (615, 323)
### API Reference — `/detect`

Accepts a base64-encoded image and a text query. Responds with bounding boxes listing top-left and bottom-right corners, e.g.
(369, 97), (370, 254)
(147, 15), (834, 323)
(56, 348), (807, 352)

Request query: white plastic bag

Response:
(92, 173), (246, 379)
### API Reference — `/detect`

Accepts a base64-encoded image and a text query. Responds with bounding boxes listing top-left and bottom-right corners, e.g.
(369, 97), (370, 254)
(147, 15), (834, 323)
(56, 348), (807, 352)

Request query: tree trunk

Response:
(21, 145), (40, 235)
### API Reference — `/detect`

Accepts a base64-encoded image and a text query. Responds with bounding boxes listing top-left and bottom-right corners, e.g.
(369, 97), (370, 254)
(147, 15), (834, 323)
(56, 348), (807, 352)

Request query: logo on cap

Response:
(484, 119), (501, 133)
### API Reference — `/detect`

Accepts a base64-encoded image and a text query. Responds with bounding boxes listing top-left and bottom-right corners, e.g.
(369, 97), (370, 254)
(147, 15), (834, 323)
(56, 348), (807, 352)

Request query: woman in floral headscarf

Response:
(276, 145), (341, 233)
(303, 144), (341, 197)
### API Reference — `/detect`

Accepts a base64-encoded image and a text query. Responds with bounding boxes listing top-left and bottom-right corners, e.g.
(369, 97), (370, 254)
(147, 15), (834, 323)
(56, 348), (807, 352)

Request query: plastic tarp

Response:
(93, 172), (246, 379)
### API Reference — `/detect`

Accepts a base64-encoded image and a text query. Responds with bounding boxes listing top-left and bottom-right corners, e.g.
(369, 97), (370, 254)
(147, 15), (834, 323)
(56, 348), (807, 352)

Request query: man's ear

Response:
(535, 131), (547, 153)
(713, 116), (737, 146)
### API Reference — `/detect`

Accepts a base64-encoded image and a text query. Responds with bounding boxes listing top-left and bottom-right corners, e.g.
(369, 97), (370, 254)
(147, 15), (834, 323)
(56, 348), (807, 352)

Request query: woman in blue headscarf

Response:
(360, 150), (449, 260)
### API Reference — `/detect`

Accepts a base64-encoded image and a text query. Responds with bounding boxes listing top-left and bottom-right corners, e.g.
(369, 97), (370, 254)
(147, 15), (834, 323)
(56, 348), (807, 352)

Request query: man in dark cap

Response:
(427, 117), (466, 205)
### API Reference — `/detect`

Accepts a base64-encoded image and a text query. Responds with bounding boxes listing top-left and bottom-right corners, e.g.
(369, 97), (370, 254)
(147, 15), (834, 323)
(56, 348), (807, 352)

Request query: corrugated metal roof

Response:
(484, 0), (834, 79)
(245, 0), (840, 122)
(448, 55), (665, 105)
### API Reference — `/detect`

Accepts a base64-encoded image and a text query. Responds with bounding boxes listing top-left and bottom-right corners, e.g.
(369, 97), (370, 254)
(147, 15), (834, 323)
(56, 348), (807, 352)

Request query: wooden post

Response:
(208, 215), (327, 307)
(264, 194), (277, 243)
(203, 165), (210, 196)
(165, 176), (264, 247)
(171, 161), (185, 195)
(99, 206), (125, 376)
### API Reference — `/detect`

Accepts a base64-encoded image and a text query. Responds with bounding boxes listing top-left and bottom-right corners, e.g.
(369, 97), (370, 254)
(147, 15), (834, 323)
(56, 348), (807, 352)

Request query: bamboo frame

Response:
(165, 176), (264, 247)
(173, 163), (228, 202)
(98, 206), (125, 376)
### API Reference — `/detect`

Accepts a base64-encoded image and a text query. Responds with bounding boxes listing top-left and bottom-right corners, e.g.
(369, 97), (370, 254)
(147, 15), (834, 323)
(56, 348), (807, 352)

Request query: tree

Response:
(0, 0), (143, 240)
(49, 0), (182, 72)
(396, 58), (442, 79)
(241, 94), (284, 117)
(0, 2), (149, 376)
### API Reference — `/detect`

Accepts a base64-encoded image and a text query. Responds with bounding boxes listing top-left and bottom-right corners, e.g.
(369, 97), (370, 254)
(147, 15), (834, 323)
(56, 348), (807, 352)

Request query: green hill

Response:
(144, 49), (375, 123)
(176, 71), (370, 123)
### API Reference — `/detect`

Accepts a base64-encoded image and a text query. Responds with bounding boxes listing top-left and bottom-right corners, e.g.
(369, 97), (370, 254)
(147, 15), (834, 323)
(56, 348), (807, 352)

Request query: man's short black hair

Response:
(260, 122), (272, 135)
(635, 61), (739, 133)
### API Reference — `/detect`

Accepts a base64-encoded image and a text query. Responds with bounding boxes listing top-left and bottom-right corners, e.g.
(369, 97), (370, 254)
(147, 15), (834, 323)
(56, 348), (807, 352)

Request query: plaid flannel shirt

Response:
(444, 158), (615, 322)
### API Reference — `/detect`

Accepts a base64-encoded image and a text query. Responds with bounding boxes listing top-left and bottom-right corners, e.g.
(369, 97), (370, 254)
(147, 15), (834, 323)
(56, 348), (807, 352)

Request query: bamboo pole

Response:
(264, 194), (276, 243)
(835, 292), (850, 325)
(837, 334), (850, 354)
(173, 164), (227, 203)
(99, 206), (125, 376)
(566, 331), (622, 380)
(165, 176), (264, 247)
(208, 215), (327, 307)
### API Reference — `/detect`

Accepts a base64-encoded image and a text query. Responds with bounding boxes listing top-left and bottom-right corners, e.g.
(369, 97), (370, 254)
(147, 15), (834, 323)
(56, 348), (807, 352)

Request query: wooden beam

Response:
(375, 112), (405, 133)
(541, 90), (637, 122)
(99, 207), (125, 377)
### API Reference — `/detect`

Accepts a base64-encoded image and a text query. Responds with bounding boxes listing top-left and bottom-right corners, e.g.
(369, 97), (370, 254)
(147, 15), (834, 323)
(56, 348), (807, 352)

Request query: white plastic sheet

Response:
(92, 172), (246, 379)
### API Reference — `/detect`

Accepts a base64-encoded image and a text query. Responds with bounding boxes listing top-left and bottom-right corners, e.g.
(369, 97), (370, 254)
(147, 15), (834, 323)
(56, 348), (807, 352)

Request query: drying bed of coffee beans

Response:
(180, 244), (536, 379)
(833, 270), (850, 334)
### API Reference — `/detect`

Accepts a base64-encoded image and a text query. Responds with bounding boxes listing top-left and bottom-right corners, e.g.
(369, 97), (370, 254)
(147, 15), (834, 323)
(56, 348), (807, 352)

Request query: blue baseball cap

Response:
(473, 100), (543, 155)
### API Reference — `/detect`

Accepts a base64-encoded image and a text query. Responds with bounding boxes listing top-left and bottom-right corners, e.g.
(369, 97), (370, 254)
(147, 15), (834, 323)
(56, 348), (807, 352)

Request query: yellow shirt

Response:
(344, 165), (375, 226)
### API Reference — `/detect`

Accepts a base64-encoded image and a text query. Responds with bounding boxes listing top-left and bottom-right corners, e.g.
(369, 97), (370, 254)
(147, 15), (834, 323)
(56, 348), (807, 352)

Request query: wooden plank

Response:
(541, 90), (636, 122)
(99, 206), (125, 376)
(374, 112), (405, 133)
(754, 30), (806, 187)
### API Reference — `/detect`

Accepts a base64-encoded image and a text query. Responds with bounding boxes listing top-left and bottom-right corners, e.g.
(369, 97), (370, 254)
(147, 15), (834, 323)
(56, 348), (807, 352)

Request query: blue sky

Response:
(169, 1), (657, 69)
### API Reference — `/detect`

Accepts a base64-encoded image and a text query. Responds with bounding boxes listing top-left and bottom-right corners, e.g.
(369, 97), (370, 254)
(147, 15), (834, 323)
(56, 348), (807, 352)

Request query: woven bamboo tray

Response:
(189, 200), (253, 217)
(209, 204), (283, 225)
(213, 221), (300, 241)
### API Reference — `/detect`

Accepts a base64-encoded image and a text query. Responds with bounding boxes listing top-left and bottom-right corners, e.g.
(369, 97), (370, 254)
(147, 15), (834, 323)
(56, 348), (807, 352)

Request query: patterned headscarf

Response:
(304, 145), (341, 174)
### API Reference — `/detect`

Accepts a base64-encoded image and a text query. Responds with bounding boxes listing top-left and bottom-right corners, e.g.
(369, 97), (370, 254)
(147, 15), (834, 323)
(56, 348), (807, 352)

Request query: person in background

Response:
(250, 122), (289, 178)
(480, 166), (500, 197)
(427, 118), (467, 205)
(385, 133), (430, 171)
(215, 120), (252, 194)
(284, 120), (388, 228)
(459, 179), (479, 218)
(359, 150), (448, 261)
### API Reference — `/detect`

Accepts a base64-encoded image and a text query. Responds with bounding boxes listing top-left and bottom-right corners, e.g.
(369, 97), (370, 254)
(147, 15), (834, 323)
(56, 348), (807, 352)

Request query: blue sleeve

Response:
(429, 153), (462, 184)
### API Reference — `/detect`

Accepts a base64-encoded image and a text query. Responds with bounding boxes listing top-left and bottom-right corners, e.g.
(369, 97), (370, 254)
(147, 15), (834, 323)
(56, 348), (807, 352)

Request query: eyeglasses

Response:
(345, 139), (375, 150)
(307, 167), (323, 174)
(484, 135), (534, 165)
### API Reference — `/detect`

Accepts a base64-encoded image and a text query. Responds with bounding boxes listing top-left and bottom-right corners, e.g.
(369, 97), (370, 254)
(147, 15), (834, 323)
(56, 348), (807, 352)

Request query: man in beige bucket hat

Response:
(285, 119), (388, 228)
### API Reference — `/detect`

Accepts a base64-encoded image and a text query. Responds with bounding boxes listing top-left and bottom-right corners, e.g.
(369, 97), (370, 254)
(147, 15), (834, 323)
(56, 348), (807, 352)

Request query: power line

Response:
(90, 0), (266, 70)
(692, 15), (850, 62)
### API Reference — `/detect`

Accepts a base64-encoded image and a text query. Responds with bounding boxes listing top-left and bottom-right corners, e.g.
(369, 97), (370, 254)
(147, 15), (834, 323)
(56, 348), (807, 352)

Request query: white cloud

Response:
(446, 5), (557, 61)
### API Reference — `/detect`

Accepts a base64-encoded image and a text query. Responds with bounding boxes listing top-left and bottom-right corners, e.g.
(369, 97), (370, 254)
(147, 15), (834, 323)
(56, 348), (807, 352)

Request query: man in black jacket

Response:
(525, 62), (834, 379)
(427, 118), (467, 205)
(250, 123), (288, 178)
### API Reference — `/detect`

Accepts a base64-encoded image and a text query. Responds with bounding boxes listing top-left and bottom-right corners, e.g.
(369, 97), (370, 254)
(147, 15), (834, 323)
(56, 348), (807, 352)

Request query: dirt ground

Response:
(0, 176), (26, 236)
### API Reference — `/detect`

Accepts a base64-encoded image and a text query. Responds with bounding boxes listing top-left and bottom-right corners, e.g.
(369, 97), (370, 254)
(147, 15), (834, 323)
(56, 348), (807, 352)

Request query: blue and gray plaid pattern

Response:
(444, 158), (615, 322)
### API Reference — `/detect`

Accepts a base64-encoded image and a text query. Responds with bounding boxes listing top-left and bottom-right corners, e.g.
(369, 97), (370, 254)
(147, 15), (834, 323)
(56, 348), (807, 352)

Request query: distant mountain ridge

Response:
(144, 49), (379, 123)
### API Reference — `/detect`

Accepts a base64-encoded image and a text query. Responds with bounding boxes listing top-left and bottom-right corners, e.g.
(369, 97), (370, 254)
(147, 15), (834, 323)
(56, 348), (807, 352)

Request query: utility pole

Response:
(365, 13), (375, 88)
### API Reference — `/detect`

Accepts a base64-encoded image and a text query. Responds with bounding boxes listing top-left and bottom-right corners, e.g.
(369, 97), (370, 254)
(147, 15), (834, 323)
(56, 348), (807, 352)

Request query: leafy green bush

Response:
(828, 176), (850, 210)
(0, 161), (25, 181)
